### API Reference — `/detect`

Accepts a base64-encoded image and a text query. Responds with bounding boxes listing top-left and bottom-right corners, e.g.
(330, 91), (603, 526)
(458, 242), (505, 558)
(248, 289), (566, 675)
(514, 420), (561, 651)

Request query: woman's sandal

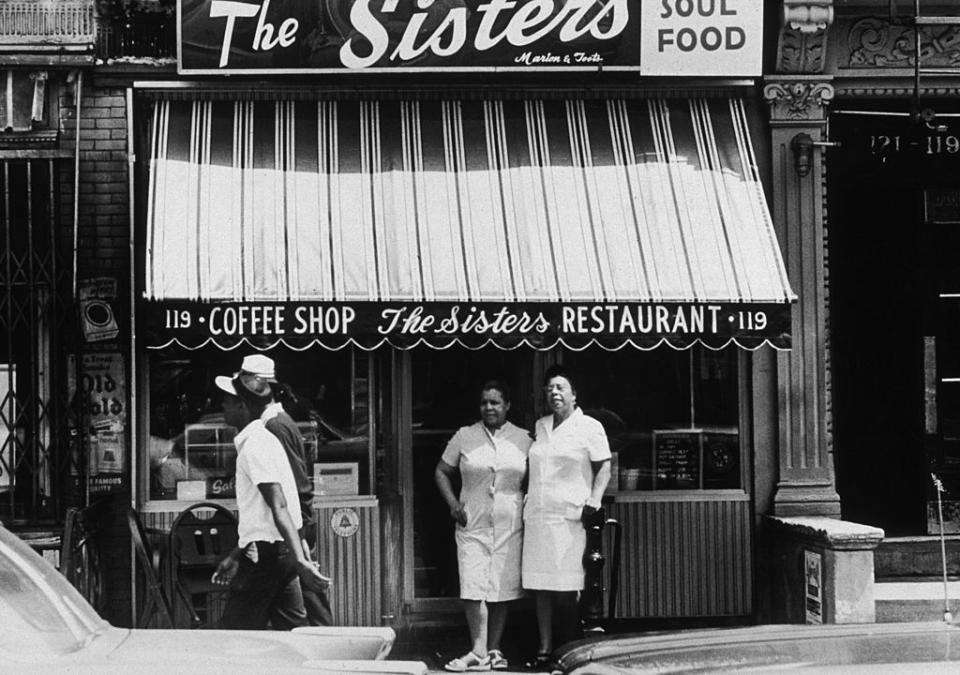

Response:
(523, 652), (553, 672)
(488, 649), (509, 670)
(444, 651), (492, 672)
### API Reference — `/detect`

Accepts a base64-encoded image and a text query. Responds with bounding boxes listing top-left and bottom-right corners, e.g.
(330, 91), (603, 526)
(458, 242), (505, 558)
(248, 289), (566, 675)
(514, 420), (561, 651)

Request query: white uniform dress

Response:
(522, 408), (611, 591)
(441, 421), (531, 602)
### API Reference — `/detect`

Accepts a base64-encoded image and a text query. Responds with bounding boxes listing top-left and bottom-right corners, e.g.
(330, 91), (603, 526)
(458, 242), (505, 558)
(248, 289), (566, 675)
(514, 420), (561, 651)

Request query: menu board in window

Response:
(653, 430), (701, 490)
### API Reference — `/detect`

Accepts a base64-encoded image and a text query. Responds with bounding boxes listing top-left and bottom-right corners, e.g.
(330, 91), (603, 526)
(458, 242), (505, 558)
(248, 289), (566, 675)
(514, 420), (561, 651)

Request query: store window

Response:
(146, 346), (372, 502)
(562, 346), (742, 491)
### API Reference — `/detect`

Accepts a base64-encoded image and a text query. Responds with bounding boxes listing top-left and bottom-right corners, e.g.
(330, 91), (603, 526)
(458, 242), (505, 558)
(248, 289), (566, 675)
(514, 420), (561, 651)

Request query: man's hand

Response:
(450, 503), (467, 527)
(212, 554), (239, 586)
(297, 559), (332, 595)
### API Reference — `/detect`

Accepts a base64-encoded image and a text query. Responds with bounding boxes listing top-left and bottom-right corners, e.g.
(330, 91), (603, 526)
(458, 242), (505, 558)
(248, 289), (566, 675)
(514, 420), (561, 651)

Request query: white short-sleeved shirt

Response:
(234, 418), (303, 548)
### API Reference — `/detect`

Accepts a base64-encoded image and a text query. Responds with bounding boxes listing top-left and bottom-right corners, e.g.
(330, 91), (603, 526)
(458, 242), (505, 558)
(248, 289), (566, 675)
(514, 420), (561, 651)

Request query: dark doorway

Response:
(829, 105), (960, 536)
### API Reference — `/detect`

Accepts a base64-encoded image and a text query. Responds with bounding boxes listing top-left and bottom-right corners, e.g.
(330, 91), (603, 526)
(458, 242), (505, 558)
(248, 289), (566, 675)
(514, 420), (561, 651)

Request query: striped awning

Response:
(141, 96), (794, 351)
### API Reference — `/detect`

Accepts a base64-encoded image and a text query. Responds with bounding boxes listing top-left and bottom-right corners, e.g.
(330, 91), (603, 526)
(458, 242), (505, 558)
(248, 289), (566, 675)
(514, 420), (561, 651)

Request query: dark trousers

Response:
(220, 541), (307, 630)
(300, 521), (333, 626)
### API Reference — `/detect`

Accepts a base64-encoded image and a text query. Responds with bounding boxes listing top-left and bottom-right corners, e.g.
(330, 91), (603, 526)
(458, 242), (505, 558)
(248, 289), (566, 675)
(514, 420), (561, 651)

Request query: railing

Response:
(0, 0), (96, 49)
(97, 13), (175, 60)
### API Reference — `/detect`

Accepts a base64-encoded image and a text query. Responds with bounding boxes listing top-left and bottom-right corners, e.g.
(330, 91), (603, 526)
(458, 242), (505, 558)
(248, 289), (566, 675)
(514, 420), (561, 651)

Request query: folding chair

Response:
(167, 501), (238, 628)
(127, 507), (175, 628)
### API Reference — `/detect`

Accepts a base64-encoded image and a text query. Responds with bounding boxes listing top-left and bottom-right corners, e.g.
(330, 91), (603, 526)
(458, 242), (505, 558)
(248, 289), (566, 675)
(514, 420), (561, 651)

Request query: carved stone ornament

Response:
(777, 1), (834, 74)
(764, 80), (835, 122)
(844, 17), (960, 69)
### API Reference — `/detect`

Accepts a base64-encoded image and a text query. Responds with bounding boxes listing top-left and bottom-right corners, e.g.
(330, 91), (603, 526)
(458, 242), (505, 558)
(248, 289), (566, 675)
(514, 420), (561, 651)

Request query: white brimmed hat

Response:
(214, 371), (272, 404)
(240, 354), (277, 382)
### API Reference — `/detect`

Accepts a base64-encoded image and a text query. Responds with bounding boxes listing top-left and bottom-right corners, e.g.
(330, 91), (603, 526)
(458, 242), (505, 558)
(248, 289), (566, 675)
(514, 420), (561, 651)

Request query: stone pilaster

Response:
(765, 0), (840, 517)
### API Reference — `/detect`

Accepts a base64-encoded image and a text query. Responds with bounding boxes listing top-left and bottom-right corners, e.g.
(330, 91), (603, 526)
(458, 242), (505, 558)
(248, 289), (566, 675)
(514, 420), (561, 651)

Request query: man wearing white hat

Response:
(239, 353), (333, 626)
(210, 368), (326, 629)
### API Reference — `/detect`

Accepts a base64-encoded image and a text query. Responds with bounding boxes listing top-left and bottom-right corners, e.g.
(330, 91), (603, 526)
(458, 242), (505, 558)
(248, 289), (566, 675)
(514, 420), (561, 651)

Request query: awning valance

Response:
(141, 96), (794, 351)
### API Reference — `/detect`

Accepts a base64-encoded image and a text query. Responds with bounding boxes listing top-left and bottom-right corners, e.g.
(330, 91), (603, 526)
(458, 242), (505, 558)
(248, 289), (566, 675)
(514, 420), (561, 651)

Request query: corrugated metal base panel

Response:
(315, 500), (382, 626)
(141, 500), (382, 627)
(605, 499), (752, 617)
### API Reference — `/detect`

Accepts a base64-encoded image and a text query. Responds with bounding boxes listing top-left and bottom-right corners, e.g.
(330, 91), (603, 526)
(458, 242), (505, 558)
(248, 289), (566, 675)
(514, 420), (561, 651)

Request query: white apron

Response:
(441, 421), (531, 601)
(521, 408), (611, 591)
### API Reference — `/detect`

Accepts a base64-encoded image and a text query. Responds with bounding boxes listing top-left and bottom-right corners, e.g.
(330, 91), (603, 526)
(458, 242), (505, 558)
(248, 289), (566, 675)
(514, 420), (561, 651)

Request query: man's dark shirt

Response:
(263, 403), (314, 535)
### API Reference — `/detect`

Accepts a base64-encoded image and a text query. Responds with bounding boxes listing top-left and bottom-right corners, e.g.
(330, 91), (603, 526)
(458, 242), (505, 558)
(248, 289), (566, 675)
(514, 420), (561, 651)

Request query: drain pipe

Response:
(72, 69), (83, 297)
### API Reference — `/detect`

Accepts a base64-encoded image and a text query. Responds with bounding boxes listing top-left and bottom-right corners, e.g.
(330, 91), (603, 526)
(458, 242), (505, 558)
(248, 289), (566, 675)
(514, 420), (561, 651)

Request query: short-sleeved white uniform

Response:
(441, 421), (531, 602)
(234, 418), (303, 548)
(522, 408), (611, 591)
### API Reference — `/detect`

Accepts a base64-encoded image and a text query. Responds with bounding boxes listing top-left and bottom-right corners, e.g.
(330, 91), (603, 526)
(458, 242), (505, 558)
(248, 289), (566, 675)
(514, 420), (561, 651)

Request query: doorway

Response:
(828, 108), (960, 535)
(403, 347), (535, 610)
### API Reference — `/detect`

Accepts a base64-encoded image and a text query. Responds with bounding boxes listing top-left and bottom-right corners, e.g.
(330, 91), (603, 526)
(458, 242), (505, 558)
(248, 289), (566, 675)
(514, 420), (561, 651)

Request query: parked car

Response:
(555, 622), (960, 673)
(0, 524), (425, 674)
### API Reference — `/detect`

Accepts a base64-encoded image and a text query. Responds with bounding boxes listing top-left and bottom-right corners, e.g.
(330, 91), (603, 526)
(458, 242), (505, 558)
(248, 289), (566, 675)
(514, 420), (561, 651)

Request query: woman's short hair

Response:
(543, 364), (576, 393)
(480, 379), (512, 404)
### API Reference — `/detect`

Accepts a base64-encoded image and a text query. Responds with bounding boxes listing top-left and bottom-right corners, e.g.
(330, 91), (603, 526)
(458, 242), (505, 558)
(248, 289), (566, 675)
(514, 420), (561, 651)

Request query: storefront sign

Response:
(177, 0), (761, 74)
(639, 0), (761, 76)
(142, 300), (791, 350)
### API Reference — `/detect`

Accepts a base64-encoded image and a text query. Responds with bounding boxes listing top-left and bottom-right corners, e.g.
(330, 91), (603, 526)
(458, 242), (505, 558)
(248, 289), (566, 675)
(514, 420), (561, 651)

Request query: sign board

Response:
(314, 462), (360, 496)
(78, 277), (119, 343)
(653, 430), (700, 490)
(331, 506), (361, 537)
(82, 351), (127, 495)
(143, 300), (792, 350)
(804, 549), (823, 624)
(639, 0), (761, 76)
(177, 0), (762, 75)
(925, 188), (960, 224)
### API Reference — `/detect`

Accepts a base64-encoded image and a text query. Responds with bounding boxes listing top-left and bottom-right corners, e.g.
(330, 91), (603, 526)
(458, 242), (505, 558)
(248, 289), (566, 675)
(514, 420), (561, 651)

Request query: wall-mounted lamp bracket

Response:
(791, 132), (842, 177)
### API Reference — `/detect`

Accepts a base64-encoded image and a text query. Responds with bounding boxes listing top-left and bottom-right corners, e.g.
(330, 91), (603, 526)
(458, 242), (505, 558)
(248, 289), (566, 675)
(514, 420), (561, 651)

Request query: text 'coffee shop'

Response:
(130, 0), (790, 625)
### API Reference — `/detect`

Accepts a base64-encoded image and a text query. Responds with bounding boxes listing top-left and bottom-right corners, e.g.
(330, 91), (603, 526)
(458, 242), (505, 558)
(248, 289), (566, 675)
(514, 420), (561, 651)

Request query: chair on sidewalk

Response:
(127, 507), (175, 628)
(167, 501), (238, 628)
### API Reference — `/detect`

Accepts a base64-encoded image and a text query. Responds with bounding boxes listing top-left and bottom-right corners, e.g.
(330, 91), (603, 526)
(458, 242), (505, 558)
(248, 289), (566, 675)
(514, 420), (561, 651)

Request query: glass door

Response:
(403, 347), (534, 609)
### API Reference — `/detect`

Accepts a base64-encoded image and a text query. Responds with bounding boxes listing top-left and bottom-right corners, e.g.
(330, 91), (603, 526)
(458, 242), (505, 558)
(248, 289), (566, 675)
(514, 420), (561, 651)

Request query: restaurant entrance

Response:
(406, 347), (536, 609)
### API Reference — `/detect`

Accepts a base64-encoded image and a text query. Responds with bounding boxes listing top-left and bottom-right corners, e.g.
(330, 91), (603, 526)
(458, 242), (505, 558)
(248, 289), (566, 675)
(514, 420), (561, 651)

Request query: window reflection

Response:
(562, 346), (741, 491)
(147, 347), (371, 501)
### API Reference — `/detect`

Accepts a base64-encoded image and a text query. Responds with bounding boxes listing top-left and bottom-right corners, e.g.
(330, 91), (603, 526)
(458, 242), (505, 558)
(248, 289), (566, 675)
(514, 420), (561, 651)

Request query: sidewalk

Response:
(388, 609), (543, 673)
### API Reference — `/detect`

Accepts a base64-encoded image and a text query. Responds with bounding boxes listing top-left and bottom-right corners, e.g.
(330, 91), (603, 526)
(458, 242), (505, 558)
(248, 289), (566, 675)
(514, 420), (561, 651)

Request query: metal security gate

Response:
(0, 158), (80, 525)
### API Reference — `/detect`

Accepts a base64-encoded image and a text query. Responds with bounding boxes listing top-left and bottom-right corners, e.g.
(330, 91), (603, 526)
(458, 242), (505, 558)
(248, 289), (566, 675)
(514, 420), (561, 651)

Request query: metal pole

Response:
(932, 473), (952, 623)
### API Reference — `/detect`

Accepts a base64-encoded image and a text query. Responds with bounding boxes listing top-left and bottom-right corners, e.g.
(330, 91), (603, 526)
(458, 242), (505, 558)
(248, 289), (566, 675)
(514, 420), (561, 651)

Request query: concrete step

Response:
(875, 580), (960, 623)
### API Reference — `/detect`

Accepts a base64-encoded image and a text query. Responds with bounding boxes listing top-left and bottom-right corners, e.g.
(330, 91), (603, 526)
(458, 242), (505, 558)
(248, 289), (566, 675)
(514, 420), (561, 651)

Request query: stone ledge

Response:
(766, 515), (885, 551)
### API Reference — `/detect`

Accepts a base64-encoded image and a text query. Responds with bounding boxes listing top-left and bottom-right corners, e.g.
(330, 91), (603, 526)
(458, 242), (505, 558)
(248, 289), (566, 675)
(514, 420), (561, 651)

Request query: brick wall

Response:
(59, 79), (133, 627)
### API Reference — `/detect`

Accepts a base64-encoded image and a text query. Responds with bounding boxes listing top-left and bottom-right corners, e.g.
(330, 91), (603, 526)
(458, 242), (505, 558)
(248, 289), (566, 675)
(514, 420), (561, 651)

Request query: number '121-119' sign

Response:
(177, 0), (762, 75)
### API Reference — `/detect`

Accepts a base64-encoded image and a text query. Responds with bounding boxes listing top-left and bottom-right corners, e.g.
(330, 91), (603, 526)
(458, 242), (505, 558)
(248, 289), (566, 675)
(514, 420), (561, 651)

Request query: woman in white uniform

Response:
(522, 365), (611, 670)
(435, 380), (531, 672)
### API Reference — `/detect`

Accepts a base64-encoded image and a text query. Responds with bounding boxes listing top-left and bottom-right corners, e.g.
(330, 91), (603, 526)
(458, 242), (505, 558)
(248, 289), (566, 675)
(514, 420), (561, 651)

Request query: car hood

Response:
(9, 625), (407, 674)
(558, 622), (960, 674)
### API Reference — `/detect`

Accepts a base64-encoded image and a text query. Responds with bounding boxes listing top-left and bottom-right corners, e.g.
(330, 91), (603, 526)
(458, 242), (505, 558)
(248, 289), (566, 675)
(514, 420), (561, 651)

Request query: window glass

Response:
(562, 346), (741, 491)
(147, 346), (370, 501)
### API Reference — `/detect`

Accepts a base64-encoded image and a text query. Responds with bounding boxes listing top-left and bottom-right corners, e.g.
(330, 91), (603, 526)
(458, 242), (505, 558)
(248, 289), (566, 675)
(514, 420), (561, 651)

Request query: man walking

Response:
(211, 368), (327, 629)
(239, 353), (334, 626)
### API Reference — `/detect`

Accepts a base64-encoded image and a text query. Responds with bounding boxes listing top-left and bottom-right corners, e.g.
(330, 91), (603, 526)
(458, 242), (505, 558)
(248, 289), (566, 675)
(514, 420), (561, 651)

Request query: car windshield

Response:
(0, 525), (106, 656)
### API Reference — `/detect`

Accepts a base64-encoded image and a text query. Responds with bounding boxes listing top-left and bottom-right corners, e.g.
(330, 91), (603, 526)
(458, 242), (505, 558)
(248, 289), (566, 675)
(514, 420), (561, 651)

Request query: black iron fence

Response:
(96, 13), (175, 60)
